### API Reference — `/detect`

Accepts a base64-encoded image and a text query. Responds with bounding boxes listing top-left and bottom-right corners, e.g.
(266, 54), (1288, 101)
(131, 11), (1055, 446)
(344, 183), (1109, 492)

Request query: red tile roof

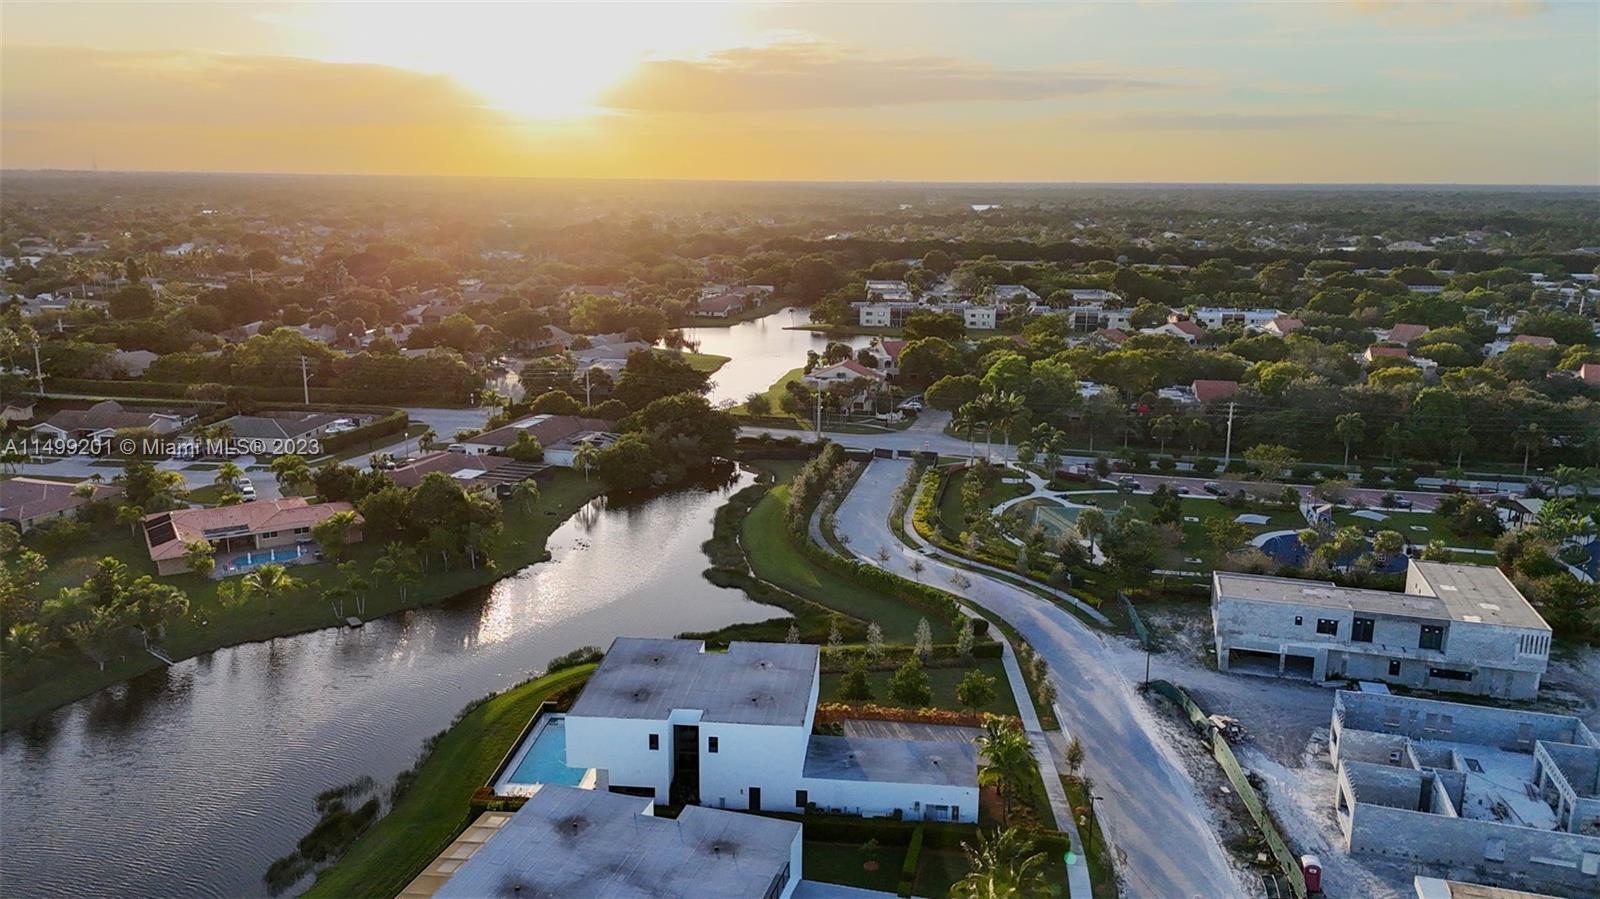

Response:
(1094, 328), (1128, 344)
(1514, 334), (1556, 347)
(879, 339), (906, 359)
(142, 498), (358, 561)
(1191, 380), (1239, 404)
(1580, 362), (1600, 384)
(1386, 323), (1430, 344)
(1366, 346), (1410, 359)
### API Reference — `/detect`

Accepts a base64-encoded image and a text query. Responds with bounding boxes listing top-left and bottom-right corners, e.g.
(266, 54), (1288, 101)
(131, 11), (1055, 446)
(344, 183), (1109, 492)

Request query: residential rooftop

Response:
(569, 637), (818, 726)
(434, 784), (799, 899)
(1214, 560), (1547, 630)
(803, 733), (978, 787)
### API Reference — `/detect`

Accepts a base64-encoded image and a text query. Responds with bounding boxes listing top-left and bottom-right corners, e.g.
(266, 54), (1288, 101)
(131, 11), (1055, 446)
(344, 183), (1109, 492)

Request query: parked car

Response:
(237, 478), (256, 500)
(1175, 485), (1190, 495)
(1202, 481), (1225, 496)
(897, 398), (924, 412)
(1117, 475), (1140, 489)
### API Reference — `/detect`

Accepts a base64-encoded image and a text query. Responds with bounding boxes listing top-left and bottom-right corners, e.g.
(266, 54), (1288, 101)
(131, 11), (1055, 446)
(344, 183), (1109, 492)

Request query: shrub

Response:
(547, 645), (603, 673)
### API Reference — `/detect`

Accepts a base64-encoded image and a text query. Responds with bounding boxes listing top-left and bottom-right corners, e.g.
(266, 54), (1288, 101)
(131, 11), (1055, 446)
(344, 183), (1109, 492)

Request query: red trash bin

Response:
(1300, 854), (1322, 893)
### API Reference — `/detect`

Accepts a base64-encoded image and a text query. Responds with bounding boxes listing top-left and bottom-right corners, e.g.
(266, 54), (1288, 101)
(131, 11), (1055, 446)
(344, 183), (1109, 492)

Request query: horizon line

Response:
(3, 167), (1597, 191)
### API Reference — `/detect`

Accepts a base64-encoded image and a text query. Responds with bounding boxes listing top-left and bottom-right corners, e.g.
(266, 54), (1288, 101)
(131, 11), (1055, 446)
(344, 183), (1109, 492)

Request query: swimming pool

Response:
(224, 545), (309, 572)
(495, 715), (587, 791)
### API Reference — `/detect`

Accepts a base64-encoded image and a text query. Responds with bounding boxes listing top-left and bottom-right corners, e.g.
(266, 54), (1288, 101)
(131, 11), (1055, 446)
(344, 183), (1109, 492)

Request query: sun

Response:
(281, 2), (750, 120)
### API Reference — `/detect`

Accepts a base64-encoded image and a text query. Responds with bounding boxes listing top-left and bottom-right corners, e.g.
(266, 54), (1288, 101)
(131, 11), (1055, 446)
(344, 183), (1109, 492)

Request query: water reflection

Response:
(677, 307), (872, 407)
(1, 468), (781, 899)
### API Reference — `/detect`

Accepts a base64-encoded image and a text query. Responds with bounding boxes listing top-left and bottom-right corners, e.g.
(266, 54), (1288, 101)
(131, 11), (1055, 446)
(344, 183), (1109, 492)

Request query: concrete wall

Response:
(698, 720), (810, 813)
(1214, 594), (1546, 699)
(565, 715), (674, 801)
(1345, 800), (1600, 895)
(802, 776), (978, 824)
(1335, 691), (1597, 750)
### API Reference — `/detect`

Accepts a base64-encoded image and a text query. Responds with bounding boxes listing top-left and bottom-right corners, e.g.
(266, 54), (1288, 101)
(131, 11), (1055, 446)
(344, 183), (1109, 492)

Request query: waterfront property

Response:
(1331, 690), (1600, 895)
(455, 414), (618, 467)
(141, 497), (361, 576)
(386, 450), (541, 491)
(0, 476), (120, 533)
(564, 638), (980, 822)
(1212, 560), (1551, 699)
(434, 783), (802, 899)
(492, 714), (592, 794)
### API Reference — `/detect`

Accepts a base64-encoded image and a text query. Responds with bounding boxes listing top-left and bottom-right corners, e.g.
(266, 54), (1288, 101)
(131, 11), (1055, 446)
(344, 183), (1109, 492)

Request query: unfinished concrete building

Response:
(1212, 560), (1551, 699)
(1331, 690), (1600, 896)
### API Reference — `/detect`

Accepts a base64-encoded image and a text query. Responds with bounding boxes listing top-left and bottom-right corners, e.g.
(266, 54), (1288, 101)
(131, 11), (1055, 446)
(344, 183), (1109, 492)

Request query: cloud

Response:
(1, 47), (504, 128)
(598, 42), (1163, 113)
(1104, 111), (1441, 131)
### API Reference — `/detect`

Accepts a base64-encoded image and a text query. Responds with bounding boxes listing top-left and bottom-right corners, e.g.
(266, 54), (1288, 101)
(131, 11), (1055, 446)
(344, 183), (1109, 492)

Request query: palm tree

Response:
(975, 718), (1038, 824)
(573, 442), (600, 482)
(953, 404), (981, 457)
(1514, 423), (1546, 478)
(115, 503), (145, 538)
(241, 563), (303, 601)
(950, 828), (1049, 899)
(419, 426), (438, 452)
(270, 454), (312, 494)
(1151, 415), (1179, 454)
(511, 478), (541, 513)
(1334, 412), (1364, 468)
(1073, 506), (1106, 558)
(991, 391), (1026, 455)
(183, 540), (215, 577)
(213, 461), (243, 491)
(1184, 415), (1211, 452)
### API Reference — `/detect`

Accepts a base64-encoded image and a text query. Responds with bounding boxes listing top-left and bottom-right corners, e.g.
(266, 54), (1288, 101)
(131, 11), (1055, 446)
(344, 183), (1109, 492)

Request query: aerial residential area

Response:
(2, 4), (1598, 899)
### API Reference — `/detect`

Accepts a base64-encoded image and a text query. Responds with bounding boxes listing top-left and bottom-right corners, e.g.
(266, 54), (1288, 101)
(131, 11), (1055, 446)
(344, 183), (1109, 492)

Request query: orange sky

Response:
(3, 2), (1596, 183)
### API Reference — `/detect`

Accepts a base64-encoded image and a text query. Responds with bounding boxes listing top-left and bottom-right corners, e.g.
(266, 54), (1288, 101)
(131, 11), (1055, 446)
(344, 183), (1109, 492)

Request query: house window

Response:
(1428, 667), (1472, 682)
(708, 736), (719, 754)
(795, 789), (808, 808)
(648, 734), (659, 751)
(1419, 625), (1445, 651)
(259, 531), (278, 539)
(1388, 660), (1402, 677)
(1352, 617), (1375, 644)
(1294, 616), (1303, 627)
(1316, 619), (1339, 636)
(293, 527), (311, 535)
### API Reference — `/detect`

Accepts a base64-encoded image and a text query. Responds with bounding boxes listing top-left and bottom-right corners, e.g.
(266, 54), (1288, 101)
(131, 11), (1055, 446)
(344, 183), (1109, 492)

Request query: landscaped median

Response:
(302, 663), (597, 899)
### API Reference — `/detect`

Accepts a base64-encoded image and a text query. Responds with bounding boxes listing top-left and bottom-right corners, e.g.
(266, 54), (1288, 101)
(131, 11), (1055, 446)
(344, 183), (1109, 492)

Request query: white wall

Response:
(565, 715), (672, 801)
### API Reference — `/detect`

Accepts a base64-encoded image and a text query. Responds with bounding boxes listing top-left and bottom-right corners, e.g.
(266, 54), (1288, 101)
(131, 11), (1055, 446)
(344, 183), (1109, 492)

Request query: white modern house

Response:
(435, 784), (802, 899)
(565, 638), (979, 822)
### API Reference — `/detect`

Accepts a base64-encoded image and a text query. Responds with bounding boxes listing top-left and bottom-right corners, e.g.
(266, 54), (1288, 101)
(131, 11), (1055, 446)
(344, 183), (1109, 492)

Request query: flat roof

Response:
(1215, 561), (1547, 631)
(569, 638), (819, 727)
(803, 734), (978, 787)
(435, 785), (798, 899)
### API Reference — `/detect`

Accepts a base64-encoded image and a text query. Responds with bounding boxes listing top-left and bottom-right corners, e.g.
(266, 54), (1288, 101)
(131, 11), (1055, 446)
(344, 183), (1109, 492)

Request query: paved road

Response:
(402, 406), (494, 439)
(8, 454), (283, 501)
(742, 410), (1021, 460)
(834, 458), (1244, 899)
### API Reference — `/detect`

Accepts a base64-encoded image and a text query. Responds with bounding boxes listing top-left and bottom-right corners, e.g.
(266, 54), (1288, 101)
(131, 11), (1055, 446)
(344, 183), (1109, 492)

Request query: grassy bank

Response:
(743, 481), (953, 642)
(3, 472), (605, 730)
(680, 351), (732, 374)
(731, 366), (804, 421)
(1060, 776), (1119, 898)
(302, 664), (597, 899)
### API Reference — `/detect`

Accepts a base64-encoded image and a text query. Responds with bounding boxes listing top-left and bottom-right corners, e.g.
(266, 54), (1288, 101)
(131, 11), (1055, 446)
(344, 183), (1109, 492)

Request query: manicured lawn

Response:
(939, 470), (1033, 540)
(1330, 508), (1496, 550)
(302, 664), (597, 898)
(742, 484), (952, 642)
(731, 366), (804, 420)
(1018, 492), (1303, 567)
(680, 351), (731, 374)
(3, 471), (606, 729)
(819, 657), (1019, 716)
(803, 839), (906, 893)
(913, 845), (974, 898)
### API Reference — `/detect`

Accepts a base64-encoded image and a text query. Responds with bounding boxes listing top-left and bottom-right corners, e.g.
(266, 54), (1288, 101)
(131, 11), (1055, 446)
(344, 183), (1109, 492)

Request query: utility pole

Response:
(584, 367), (592, 407)
(815, 391), (822, 435)
(32, 340), (45, 395)
(299, 356), (313, 405)
(1221, 401), (1236, 469)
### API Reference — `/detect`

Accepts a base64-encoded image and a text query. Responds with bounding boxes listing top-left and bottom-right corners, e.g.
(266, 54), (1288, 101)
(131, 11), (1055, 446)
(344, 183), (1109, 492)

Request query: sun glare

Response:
(277, 2), (750, 120)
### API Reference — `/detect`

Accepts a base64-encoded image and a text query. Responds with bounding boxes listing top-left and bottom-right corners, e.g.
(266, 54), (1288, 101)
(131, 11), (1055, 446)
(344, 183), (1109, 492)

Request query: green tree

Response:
(183, 540), (215, 577)
(974, 719), (1039, 824)
(311, 511), (358, 562)
(1243, 443), (1298, 482)
(956, 669), (997, 710)
(888, 656), (932, 706)
(951, 828), (1049, 899)
(510, 479), (541, 514)
(839, 656), (874, 702)
(1334, 412), (1365, 468)
(241, 563), (303, 601)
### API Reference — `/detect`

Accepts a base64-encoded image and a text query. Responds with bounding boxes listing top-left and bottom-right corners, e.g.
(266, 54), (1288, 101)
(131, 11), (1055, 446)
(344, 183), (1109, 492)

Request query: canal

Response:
(677, 307), (872, 407)
(0, 467), (781, 898)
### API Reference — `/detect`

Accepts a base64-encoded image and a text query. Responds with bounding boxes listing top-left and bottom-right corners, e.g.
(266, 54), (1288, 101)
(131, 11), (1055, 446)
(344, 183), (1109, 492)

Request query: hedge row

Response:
(897, 826), (925, 897)
(47, 377), (463, 407)
(814, 702), (1016, 729)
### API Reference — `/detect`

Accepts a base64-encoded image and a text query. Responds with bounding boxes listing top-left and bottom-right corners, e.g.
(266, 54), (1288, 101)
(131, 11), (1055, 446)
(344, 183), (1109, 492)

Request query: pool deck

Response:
(491, 713), (593, 795)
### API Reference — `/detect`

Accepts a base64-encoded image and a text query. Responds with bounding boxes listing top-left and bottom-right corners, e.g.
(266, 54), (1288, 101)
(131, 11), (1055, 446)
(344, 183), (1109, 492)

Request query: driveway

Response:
(832, 458), (1244, 899)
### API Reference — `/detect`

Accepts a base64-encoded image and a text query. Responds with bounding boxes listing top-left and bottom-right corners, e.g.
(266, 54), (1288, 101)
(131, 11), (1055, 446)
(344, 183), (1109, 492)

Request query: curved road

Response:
(833, 458), (1244, 899)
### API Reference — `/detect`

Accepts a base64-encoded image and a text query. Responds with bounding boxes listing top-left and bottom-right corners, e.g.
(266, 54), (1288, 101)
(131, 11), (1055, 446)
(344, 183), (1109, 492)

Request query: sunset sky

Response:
(3, 1), (1597, 183)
